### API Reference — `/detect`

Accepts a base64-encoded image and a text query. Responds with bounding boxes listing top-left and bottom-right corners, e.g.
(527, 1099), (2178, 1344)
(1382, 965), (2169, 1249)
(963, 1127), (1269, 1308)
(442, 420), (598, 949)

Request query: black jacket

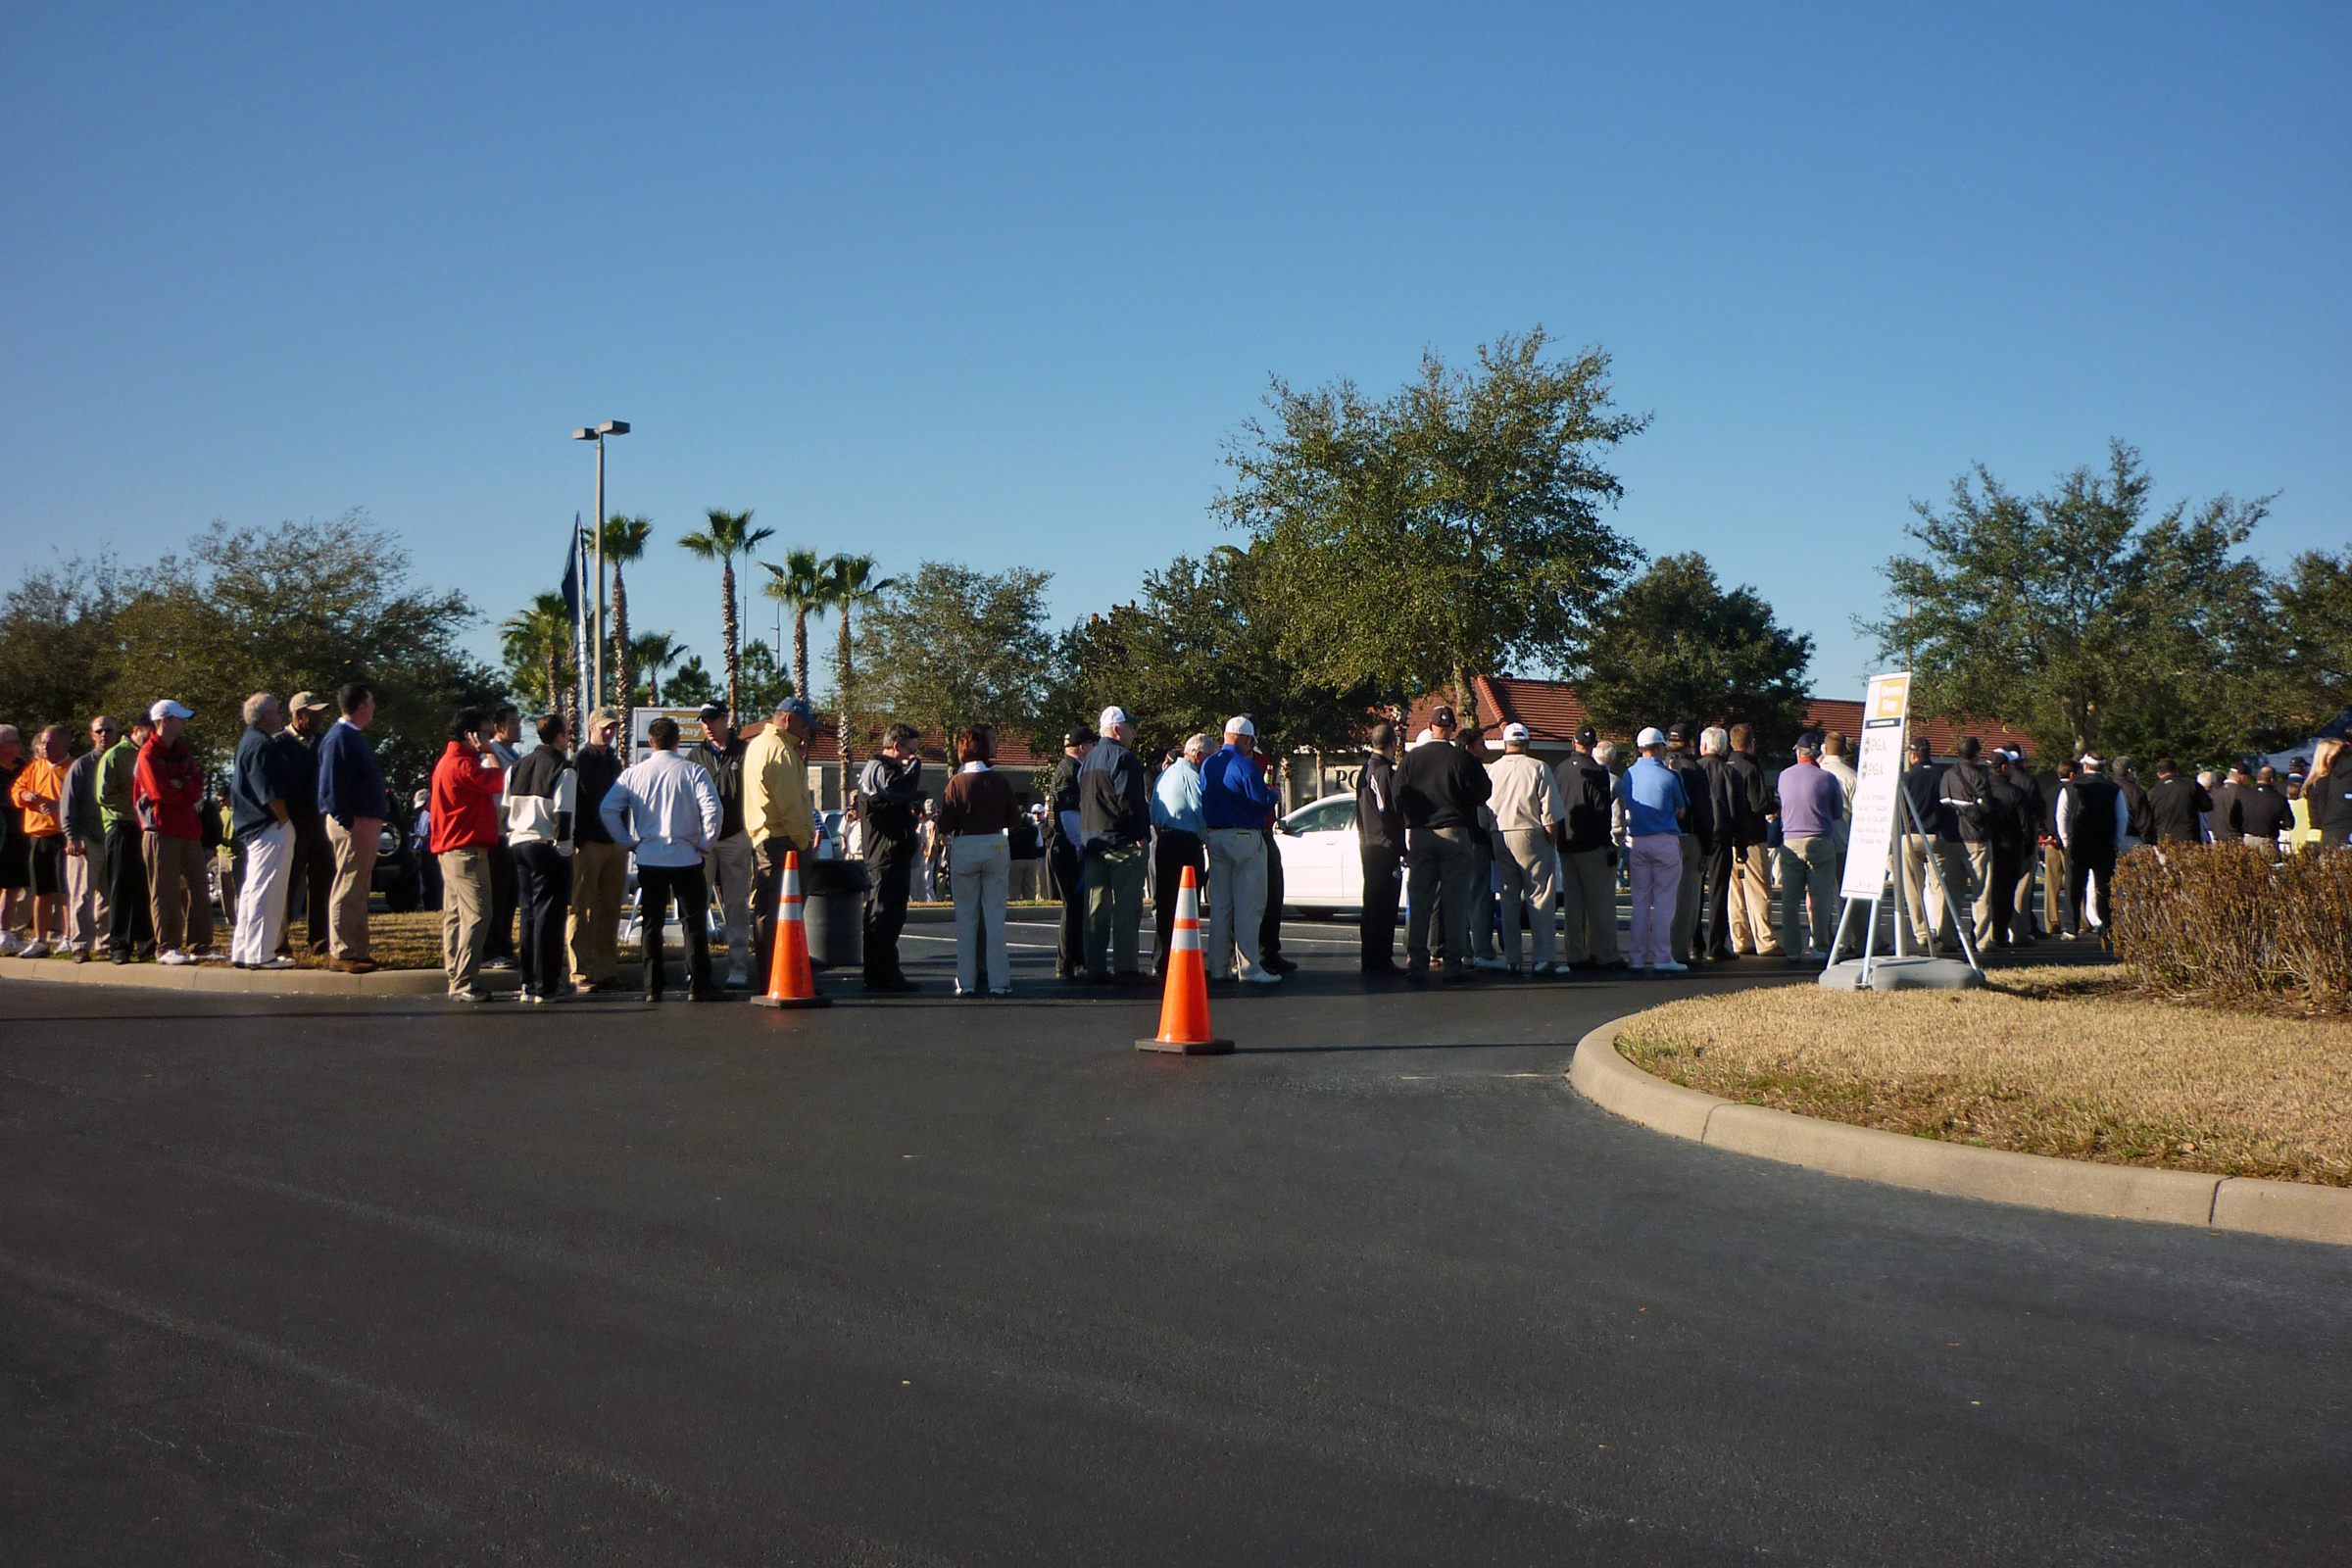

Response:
(2119, 776), (2153, 841)
(1355, 752), (1403, 854)
(1900, 762), (1943, 839)
(1397, 739), (1491, 832)
(1669, 755), (1714, 853)
(1936, 760), (1993, 844)
(1983, 768), (2029, 848)
(2065, 775), (2124, 853)
(573, 744), (621, 845)
(1697, 755), (1741, 853)
(2232, 783), (2291, 842)
(1049, 756), (1084, 849)
(856, 753), (924, 848)
(2314, 769), (2352, 833)
(2004, 763), (2045, 844)
(1078, 745), (1150, 852)
(1725, 753), (1774, 846)
(1555, 753), (1615, 854)
(2144, 775), (2212, 844)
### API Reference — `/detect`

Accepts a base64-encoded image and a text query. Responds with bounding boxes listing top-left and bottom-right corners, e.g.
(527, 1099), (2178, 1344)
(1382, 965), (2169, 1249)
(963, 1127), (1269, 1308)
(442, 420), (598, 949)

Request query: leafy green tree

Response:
(677, 508), (774, 723)
(663, 654), (718, 709)
(599, 514), (653, 712)
(2271, 549), (2352, 739)
(854, 561), (1049, 753)
(1, 514), (502, 799)
(1217, 328), (1646, 725)
(499, 592), (575, 717)
(760, 547), (829, 702)
(1574, 553), (1814, 753)
(1865, 442), (2277, 761)
(1049, 542), (1396, 764)
(629, 631), (684, 706)
(737, 637), (794, 717)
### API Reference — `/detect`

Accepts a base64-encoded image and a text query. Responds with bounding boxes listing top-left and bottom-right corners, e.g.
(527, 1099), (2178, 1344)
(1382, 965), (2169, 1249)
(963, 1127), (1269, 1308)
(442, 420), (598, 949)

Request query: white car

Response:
(1271, 793), (1377, 913)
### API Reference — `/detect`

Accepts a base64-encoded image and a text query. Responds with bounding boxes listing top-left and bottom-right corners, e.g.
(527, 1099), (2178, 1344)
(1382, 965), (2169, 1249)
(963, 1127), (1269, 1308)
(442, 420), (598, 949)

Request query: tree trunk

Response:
(837, 612), (856, 803)
(720, 560), (741, 726)
(793, 611), (809, 702)
(1453, 661), (1475, 729)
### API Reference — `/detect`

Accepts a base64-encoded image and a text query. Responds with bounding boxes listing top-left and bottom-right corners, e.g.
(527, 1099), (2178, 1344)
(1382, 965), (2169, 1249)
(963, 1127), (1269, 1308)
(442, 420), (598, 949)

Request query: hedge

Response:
(2111, 844), (2352, 1011)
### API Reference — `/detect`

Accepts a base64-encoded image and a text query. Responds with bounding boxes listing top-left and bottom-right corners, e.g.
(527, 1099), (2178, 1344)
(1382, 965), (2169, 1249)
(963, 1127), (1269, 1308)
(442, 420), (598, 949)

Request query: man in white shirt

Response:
(1486, 723), (1563, 974)
(600, 716), (724, 1003)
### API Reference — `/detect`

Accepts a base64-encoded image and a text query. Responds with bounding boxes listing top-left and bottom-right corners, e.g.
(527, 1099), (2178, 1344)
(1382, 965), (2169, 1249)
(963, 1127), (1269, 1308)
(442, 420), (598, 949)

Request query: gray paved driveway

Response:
(2, 919), (2343, 1565)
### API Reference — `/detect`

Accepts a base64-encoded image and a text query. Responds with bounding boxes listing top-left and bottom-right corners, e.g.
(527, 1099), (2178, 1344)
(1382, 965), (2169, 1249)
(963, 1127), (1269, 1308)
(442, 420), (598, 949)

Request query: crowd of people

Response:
(2, 681), (2348, 998)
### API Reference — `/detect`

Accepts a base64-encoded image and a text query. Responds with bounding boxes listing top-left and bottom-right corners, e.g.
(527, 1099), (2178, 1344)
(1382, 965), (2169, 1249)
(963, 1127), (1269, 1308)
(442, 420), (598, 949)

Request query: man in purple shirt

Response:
(1776, 731), (1845, 967)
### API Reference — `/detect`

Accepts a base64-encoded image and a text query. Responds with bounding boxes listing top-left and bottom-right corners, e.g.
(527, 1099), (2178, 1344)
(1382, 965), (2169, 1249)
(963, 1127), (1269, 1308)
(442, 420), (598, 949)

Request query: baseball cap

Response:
(698, 701), (727, 721)
(1665, 722), (1689, 744)
(1099, 706), (1132, 731)
(775, 696), (813, 722)
(1062, 726), (1091, 749)
(1429, 705), (1456, 728)
(586, 707), (618, 731)
(1795, 730), (1824, 754)
(2080, 753), (2104, 770)
(1501, 722), (1530, 744)
(288, 691), (330, 713)
(149, 699), (193, 722)
(1575, 724), (1598, 747)
(1637, 725), (1666, 749)
(1223, 715), (1256, 737)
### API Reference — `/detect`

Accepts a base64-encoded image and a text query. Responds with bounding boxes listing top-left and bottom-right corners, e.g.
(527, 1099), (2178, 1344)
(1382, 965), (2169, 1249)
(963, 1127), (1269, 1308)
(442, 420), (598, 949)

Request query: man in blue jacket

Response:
(314, 681), (390, 973)
(1200, 716), (1280, 984)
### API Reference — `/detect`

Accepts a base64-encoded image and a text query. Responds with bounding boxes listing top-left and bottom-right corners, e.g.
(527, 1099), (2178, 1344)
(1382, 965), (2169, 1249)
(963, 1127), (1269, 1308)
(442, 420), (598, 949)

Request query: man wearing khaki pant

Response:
(428, 710), (508, 1002)
(316, 683), (389, 973)
(1725, 724), (1783, 956)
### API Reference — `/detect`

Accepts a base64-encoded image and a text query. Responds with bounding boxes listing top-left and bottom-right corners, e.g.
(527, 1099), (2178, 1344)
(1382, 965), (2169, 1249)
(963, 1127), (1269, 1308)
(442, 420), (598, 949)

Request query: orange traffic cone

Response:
(1137, 866), (1232, 1054)
(754, 851), (832, 1009)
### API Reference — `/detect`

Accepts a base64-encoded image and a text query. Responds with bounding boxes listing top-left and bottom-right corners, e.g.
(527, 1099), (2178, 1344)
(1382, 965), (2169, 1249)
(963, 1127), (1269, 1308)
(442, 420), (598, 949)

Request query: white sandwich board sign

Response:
(1840, 671), (1912, 901)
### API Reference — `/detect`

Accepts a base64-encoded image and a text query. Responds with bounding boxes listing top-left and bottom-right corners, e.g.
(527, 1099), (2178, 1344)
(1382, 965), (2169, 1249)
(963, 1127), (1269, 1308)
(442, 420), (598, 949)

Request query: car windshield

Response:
(1286, 797), (1356, 834)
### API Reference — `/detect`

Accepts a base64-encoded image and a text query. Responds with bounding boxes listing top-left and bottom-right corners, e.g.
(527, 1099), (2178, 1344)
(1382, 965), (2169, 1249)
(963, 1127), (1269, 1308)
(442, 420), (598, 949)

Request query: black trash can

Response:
(803, 856), (869, 970)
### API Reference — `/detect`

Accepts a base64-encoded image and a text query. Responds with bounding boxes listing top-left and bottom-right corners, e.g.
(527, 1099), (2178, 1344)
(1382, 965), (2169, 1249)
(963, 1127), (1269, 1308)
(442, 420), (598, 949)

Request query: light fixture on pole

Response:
(570, 420), (629, 708)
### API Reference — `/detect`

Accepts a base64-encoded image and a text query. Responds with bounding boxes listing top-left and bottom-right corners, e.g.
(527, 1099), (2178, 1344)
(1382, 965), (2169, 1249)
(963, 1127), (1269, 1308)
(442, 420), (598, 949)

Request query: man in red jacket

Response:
(429, 709), (507, 1002)
(134, 700), (214, 964)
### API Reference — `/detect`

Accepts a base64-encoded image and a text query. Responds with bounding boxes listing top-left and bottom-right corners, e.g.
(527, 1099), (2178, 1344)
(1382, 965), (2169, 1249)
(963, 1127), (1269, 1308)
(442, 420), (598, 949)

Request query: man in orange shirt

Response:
(8, 723), (72, 959)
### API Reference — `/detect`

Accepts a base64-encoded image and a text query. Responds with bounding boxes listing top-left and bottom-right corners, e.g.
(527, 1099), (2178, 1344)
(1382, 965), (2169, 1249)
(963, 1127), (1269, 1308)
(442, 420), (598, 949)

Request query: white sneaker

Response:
(1653, 960), (1690, 974)
(1241, 969), (1284, 985)
(159, 950), (195, 966)
(17, 939), (51, 959)
(0, 933), (20, 956)
(1473, 956), (1508, 971)
(252, 956), (294, 970)
(449, 988), (492, 1004)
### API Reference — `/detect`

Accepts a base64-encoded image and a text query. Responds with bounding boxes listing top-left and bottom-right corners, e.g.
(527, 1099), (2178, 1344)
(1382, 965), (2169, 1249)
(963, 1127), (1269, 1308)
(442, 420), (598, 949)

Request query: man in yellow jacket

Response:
(745, 696), (817, 982)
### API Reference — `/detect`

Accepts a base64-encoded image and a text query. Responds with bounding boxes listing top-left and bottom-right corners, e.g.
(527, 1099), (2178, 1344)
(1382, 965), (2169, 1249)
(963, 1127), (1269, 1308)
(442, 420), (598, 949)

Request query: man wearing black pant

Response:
(598, 715), (722, 1003)
(481, 705), (523, 969)
(504, 713), (576, 1004)
(2058, 754), (2127, 944)
(1695, 726), (1740, 960)
(97, 715), (155, 962)
(1049, 729), (1088, 980)
(856, 722), (925, 993)
(1356, 721), (1403, 973)
(1150, 734), (1209, 979)
(1255, 738), (1296, 974)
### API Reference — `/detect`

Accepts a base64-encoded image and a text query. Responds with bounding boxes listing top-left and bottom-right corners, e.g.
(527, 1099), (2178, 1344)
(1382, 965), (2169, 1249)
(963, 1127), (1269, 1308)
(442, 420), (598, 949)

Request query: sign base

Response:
(1818, 956), (1982, 993)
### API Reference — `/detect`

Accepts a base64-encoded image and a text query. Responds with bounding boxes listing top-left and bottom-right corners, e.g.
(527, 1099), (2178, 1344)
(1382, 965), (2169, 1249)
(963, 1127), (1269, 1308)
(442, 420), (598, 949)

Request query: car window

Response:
(1288, 797), (1356, 834)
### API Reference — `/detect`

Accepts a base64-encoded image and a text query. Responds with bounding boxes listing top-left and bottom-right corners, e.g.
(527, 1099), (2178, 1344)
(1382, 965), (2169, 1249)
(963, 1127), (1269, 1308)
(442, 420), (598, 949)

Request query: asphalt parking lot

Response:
(2, 919), (2344, 1566)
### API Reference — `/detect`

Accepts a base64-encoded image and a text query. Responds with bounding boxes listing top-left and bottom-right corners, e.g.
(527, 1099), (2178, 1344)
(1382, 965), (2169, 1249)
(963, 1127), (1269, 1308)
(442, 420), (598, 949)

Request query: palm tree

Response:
(677, 508), (775, 725)
(629, 631), (684, 706)
(760, 547), (829, 702)
(821, 553), (897, 788)
(600, 514), (653, 715)
(500, 593), (573, 720)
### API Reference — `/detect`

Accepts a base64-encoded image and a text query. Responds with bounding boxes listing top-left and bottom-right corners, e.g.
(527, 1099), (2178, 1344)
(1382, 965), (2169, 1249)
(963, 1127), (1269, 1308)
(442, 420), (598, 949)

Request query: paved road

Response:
(2, 922), (2343, 1566)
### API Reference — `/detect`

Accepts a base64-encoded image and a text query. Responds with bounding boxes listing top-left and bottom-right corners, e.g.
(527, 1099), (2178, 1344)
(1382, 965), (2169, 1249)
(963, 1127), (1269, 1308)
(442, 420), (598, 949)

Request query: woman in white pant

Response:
(938, 725), (1016, 996)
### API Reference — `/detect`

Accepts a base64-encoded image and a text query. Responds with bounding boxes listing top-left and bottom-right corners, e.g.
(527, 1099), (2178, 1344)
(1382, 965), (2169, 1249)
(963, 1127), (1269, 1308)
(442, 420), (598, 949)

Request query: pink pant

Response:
(1627, 834), (1683, 967)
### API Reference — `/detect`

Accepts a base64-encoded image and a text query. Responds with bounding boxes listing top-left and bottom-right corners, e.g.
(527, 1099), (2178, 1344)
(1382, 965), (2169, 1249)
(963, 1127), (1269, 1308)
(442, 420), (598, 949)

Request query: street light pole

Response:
(571, 420), (629, 710)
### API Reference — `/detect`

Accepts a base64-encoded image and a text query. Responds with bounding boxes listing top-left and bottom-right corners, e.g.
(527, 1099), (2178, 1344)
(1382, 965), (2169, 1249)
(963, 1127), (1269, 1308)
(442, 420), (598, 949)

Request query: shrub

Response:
(2111, 845), (2352, 1010)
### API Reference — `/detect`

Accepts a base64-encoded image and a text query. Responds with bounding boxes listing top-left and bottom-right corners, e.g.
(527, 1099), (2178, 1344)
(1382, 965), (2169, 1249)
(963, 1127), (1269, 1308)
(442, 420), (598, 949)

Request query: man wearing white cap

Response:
(133, 699), (215, 964)
(1078, 706), (1151, 981)
(1200, 715), (1281, 982)
(1613, 728), (1690, 974)
(1486, 721), (1562, 974)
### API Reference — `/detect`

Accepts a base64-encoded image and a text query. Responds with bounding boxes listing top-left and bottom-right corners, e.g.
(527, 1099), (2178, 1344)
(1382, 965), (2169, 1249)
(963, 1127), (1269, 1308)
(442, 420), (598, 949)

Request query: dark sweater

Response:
(1397, 739), (1491, 832)
(572, 744), (623, 845)
(1078, 745), (1150, 852)
(230, 725), (294, 842)
(939, 766), (1018, 836)
(2145, 776), (2212, 844)
(1355, 752), (1402, 853)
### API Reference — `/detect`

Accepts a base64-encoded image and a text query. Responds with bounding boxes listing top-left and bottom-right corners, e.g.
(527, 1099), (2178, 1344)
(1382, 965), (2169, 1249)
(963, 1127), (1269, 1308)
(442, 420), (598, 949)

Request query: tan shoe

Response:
(330, 956), (378, 975)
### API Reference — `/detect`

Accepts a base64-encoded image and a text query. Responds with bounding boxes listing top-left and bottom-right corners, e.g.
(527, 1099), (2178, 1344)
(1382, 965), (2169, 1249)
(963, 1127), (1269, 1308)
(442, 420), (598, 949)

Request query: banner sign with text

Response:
(1840, 671), (1912, 900)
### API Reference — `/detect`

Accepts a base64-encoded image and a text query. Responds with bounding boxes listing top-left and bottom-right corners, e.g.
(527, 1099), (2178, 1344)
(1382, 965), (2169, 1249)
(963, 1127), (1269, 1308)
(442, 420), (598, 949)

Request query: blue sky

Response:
(5, 3), (2344, 700)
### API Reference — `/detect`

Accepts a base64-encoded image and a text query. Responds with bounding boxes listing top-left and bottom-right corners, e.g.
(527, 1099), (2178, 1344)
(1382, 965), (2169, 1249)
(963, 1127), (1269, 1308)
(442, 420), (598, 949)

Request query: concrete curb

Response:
(0, 956), (515, 997)
(1569, 1018), (2352, 1248)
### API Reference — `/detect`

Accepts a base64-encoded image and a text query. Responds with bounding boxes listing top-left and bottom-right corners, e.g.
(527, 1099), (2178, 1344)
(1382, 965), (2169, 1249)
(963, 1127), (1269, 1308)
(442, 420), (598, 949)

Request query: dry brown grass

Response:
(1617, 975), (2352, 1187)
(2112, 844), (2352, 1011)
